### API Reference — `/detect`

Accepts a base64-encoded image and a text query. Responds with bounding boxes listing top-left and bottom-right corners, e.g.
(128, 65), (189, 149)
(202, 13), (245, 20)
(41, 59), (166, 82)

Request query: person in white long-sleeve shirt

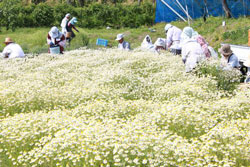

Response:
(116, 34), (131, 51)
(219, 44), (240, 71)
(165, 24), (182, 55)
(181, 27), (205, 72)
(60, 13), (71, 35)
(2, 37), (25, 59)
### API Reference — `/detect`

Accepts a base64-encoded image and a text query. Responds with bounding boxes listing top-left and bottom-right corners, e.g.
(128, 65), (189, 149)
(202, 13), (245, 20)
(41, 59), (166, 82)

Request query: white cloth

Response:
(118, 41), (130, 50)
(182, 39), (205, 72)
(2, 43), (25, 58)
(141, 35), (154, 50)
(60, 17), (69, 34)
(166, 26), (182, 50)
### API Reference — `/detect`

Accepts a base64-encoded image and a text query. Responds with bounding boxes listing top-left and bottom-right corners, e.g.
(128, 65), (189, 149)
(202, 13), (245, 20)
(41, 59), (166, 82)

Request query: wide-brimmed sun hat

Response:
(49, 26), (59, 38)
(243, 54), (250, 67)
(70, 17), (77, 25)
(4, 37), (14, 44)
(219, 44), (233, 56)
(155, 38), (165, 47)
(116, 34), (124, 41)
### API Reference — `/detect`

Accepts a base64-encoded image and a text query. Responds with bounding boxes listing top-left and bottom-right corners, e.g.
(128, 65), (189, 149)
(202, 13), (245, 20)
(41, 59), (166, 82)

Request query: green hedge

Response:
(0, 2), (155, 31)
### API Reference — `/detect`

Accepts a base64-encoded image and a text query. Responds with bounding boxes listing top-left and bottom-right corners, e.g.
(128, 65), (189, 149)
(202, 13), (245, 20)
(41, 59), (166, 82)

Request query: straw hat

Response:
(49, 26), (59, 38)
(243, 54), (250, 67)
(116, 34), (124, 41)
(219, 44), (233, 56)
(4, 37), (14, 44)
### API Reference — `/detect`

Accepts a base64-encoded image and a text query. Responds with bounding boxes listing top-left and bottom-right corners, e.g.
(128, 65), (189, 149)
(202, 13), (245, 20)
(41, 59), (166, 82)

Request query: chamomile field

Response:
(0, 49), (249, 167)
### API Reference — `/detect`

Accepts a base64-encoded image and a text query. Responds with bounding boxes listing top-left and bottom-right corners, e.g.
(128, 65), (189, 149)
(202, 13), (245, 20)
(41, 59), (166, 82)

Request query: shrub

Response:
(0, 0), (21, 31)
(32, 3), (54, 27)
(0, 2), (154, 30)
(193, 59), (241, 93)
(80, 33), (89, 46)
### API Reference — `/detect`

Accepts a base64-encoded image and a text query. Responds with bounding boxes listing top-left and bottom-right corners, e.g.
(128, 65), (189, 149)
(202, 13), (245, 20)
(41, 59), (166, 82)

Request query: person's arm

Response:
(58, 35), (66, 48)
(166, 28), (173, 48)
(2, 47), (11, 58)
(181, 45), (188, 64)
(47, 34), (53, 46)
(125, 42), (131, 51)
(72, 25), (79, 32)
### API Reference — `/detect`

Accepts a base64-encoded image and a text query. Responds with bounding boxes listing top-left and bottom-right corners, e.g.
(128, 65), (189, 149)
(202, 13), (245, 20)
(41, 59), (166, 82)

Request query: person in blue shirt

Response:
(116, 34), (131, 51)
(219, 44), (240, 70)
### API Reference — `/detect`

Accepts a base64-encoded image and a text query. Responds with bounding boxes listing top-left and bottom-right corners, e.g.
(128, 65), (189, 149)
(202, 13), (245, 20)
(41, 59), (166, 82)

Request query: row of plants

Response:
(0, 0), (154, 31)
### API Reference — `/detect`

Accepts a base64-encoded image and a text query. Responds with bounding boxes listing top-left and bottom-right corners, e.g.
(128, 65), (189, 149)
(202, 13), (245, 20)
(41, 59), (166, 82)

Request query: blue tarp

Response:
(155, 0), (250, 23)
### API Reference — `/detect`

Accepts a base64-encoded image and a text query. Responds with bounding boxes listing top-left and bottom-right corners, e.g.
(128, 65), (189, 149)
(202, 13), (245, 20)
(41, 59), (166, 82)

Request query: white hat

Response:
(243, 54), (250, 67)
(49, 26), (59, 38)
(164, 24), (172, 31)
(66, 13), (71, 17)
(155, 38), (165, 47)
(116, 34), (124, 41)
(182, 26), (194, 38)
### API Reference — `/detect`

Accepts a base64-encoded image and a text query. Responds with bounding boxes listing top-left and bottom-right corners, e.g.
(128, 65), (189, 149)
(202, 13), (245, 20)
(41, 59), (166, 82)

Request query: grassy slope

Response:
(0, 16), (249, 53)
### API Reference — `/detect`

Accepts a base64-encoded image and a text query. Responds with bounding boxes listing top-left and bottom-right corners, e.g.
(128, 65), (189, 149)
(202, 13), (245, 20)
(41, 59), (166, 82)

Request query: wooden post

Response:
(248, 29), (250, 47)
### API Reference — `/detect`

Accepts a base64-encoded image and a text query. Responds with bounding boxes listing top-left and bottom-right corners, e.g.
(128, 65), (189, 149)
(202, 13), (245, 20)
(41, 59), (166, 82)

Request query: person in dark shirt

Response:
(66, 17), (79, 45)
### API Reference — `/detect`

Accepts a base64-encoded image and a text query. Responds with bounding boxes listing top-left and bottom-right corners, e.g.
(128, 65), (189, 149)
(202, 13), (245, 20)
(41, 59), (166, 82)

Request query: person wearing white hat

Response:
(141, 35), (154, 50)
(116, 34), (130, 50)
(165, 23), (182, 55)
(61, 13), (71, 35)
(181, 27), (211, 59)
(2, 37), (25, 58)
(181, 28), (205, 72)
(47, 26), (66, 54)
(66, 17), (79, 45)
(154, 38), (166, 53)
(243, 54), (250, 83)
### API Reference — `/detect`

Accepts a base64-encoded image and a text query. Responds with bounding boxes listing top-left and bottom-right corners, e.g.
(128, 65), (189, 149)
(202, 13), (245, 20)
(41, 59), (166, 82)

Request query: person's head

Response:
(219, 44), (233, 58)
(70, 17), (77, 25)
(66, 13), (71, 19)
(182, 26), (194, 39)
(164, 24), (172, 34)
(155, 38), (166, 51)
(116, 34), (124, 44)
(4, 37), (14, 46)
(144, 35), (152, 44)
(49, 26), (59, 38)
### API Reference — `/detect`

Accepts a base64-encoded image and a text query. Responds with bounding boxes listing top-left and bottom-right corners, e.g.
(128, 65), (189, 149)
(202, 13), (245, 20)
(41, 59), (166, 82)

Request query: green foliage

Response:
(194, 60), (241, 93)
(0, 0), (22, 31)
(222, 26), (250, 44)
(80, 33), (89, 46)
(0, 2), (154, 30)
(32, 3), (54, 27)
